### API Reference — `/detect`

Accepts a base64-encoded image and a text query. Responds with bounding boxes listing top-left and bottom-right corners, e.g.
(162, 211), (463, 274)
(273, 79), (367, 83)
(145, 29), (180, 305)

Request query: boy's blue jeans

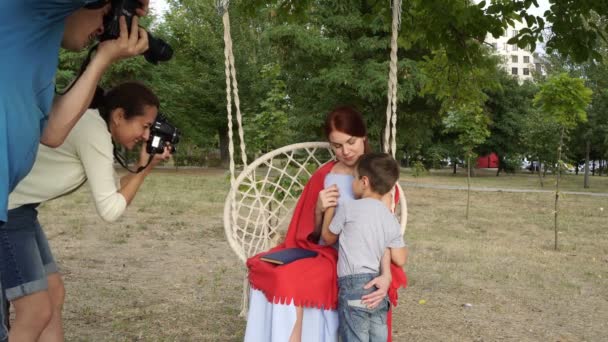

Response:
(338, 273), (389, 342)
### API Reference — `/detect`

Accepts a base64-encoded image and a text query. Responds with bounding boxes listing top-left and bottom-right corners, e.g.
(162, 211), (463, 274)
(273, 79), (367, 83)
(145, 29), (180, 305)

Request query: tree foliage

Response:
(53, 0), (608, 170)
(534, 72), (592, 250)
(534, 73), (592, 129)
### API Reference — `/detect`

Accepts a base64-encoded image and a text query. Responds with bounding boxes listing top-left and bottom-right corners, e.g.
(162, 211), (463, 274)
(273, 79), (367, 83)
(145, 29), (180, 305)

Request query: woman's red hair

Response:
(324, 106), (371, 153)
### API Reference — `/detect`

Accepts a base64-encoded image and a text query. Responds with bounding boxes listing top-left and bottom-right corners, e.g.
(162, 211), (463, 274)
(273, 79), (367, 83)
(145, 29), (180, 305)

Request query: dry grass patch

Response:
(401, 167), (608, 193)
(34, 168), (607, 341)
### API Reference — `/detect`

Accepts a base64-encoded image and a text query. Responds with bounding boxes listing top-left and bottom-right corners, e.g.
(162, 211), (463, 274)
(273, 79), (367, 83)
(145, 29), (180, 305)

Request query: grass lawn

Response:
(401, 167), (608, 193)
(30, 168), (608, 341)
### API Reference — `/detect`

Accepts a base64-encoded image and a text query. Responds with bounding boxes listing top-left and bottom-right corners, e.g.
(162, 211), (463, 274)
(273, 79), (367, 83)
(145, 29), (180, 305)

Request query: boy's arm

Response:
(381, 249), (391, 276)
(321, 206), (338, 245)
(390, 246), (408, 267)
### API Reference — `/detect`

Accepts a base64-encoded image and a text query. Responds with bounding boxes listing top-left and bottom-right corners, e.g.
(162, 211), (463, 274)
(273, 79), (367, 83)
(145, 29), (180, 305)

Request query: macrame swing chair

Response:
(217, 0), (407, 317)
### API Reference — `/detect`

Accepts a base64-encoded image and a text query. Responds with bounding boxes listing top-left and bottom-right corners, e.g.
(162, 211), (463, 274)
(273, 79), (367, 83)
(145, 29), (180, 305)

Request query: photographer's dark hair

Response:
(356, 152), (399, 195)
(92, 82), (160, 123)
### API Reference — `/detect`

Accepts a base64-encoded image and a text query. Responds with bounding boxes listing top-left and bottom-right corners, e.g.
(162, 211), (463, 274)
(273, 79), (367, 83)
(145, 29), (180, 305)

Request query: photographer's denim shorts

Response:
(338, 273), (389, 342)
(0, 204), (58, 303)
(0, 221), (7, 342)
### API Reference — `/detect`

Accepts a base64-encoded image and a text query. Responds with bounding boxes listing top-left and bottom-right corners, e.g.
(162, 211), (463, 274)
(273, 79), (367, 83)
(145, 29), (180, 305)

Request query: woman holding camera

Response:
(0, 82), (171, 341)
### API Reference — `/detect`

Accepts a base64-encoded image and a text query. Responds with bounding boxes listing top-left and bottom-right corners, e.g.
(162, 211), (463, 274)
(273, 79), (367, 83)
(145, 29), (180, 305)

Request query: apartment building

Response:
(485, 22), (543, 82)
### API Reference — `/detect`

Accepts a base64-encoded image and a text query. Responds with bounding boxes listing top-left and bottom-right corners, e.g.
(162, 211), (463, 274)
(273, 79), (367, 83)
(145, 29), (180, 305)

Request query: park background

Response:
(47, 0), (608, 340)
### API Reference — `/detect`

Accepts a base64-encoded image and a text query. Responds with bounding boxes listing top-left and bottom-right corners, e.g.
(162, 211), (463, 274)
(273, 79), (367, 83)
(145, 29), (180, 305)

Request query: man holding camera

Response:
(0, 1), (150, 341)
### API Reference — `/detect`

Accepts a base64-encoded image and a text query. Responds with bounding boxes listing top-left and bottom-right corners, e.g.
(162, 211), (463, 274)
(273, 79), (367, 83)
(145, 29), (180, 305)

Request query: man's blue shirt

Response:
(0, 0), (92, 223)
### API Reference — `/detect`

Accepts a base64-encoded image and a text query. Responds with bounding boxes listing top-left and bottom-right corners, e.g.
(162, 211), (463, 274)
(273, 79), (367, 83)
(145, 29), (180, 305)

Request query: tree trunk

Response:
(466, 155), (471, 220)
(554, 128), (564, 251)
(584, 140), (591, 188)
(537, 161), (544, 188)
(496, 159), (501, 176)
(453, 160), (457, 174)
(592, 160), (596, 176)
(218, 127), (229, 167)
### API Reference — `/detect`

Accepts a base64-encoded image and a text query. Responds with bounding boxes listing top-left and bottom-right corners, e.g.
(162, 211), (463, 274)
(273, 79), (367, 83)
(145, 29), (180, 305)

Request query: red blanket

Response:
(247, 161), (407, 340)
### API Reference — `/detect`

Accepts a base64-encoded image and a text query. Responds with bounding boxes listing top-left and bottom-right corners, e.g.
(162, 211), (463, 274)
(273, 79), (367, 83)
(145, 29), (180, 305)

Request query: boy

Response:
(322, 152), (407, 342)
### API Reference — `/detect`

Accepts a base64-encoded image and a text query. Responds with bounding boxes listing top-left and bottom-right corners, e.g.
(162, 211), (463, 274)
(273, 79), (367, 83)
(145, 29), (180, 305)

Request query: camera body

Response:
(146, 114), (180, 154)
(98, 0), (173, 64)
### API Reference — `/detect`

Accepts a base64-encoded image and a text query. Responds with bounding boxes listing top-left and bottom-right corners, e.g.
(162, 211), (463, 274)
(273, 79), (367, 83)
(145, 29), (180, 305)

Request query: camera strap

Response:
(113, 146), (153, 174)
(55, 44), (99, 96)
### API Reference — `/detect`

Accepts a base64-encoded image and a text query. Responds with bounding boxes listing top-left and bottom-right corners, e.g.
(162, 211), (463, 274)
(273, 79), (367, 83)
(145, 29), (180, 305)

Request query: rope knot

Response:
(216, 0), (230, 16)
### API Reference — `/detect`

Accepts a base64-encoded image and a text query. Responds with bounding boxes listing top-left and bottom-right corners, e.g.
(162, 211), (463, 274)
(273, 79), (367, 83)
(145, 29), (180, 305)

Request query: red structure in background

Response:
(477, 152), (499, 168)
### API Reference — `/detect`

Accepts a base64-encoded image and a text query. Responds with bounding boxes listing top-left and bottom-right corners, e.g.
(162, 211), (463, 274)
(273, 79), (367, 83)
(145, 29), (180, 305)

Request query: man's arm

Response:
(41, 16), (148, 147)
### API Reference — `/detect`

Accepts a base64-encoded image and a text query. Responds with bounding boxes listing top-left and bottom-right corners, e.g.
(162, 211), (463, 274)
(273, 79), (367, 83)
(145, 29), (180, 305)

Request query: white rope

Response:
(216, 0), (230, 16)
(219, 2), (253, 318)
(220, 11), (241, 275)
(383, 0), (401, 158)
(240, 272), (250, 317)
(221, 12), (248, 171)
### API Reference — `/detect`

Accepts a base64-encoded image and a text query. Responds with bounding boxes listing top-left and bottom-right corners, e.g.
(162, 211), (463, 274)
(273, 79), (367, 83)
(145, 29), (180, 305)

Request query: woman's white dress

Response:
(244, 173), (354, 341)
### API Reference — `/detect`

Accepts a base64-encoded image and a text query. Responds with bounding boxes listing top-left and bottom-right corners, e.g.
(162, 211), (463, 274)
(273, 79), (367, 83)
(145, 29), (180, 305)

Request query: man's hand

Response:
(135, 0), (149, 16)
(96, 16), (149, 65)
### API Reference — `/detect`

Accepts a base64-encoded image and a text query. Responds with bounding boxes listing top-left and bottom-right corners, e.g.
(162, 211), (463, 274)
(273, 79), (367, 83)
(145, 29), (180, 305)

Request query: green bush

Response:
(412, 160), (428, 177)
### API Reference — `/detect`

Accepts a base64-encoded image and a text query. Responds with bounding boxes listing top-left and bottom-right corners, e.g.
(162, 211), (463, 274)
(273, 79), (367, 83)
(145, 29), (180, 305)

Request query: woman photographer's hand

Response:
(96, 16), (149, 65)
(151, 146), (173, 167)
(137, 144), (171, 172)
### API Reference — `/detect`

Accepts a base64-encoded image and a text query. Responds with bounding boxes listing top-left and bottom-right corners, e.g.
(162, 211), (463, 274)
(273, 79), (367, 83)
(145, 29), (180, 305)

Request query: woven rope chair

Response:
(223, 142), (408, 264)
(223, 142), (407, 316)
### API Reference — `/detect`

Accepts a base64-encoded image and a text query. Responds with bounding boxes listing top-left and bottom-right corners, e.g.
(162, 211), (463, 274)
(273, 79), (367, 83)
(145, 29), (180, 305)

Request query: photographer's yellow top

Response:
(9, 110), (127, 222)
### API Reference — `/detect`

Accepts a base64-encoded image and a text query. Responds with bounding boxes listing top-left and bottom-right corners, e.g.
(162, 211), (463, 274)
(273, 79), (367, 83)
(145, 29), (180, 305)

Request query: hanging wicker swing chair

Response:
(217, 0), (407, 316)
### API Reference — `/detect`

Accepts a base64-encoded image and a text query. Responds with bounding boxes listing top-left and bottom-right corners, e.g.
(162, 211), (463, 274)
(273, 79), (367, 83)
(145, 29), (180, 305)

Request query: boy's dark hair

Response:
(356, 152), (399, 195)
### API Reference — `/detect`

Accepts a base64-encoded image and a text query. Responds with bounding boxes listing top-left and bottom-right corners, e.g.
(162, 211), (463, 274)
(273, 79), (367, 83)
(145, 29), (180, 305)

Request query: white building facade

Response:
(485, 21), (542, 82)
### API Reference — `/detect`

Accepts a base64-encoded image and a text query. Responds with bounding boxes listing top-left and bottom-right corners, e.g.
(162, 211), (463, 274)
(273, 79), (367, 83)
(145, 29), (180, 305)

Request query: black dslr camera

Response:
(146, 114), (180, 154)
(90, 0), (173, 64)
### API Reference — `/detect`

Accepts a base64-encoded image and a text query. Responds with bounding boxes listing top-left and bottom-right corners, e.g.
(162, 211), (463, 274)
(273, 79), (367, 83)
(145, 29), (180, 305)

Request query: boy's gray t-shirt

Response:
(329, 198), (406, 278)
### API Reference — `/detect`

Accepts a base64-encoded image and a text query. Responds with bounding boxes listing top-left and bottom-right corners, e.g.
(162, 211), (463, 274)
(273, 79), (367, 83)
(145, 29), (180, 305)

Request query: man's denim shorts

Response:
(0, 221), (7, 342)
(0, 204), (58, 303)
(338, 273), (390, 342)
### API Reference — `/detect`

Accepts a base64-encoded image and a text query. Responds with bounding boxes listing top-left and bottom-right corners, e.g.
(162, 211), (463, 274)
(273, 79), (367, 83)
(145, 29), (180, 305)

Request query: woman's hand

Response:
(316, 184), (339, 214)
(95, 16), (149, 65)
(151, 146), (173, 167)
(138, 144), (172, 171)
(360, 273), (391, 309)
